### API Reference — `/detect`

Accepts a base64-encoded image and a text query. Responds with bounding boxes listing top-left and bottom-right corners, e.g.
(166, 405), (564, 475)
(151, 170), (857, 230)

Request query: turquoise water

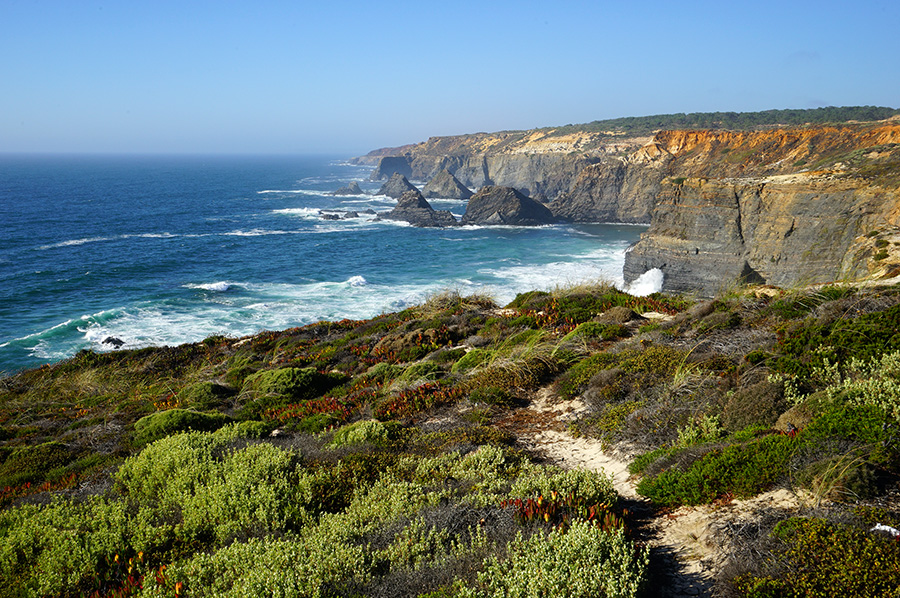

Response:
(0, 154), (644, 373)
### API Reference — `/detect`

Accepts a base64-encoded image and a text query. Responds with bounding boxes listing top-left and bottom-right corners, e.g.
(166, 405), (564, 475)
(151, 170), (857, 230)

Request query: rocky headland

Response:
(362, 111), (900, 294)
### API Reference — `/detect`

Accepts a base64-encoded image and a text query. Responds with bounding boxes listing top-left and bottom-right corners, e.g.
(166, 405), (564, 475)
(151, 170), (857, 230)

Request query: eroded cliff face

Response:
(364, 121), (900, 292)
(368, 129), (649, 202)
(623, 168), (900, 295)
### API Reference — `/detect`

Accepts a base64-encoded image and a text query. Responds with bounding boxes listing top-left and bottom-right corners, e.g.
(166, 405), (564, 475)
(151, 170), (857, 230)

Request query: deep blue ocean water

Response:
(0, 154), (646, 373)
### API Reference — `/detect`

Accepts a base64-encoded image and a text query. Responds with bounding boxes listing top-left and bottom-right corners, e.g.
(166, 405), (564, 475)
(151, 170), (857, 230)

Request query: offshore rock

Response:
(422, 170), (474, 200)
(375, 189), (458, 228)
(461, 186), (556, 226)
(330, 181), (364, 196)
(377, 173), (419, 199)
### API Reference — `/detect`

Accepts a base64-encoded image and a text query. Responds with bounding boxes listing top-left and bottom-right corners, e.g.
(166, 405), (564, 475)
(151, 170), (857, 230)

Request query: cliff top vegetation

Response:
(2, 279), (900, 597)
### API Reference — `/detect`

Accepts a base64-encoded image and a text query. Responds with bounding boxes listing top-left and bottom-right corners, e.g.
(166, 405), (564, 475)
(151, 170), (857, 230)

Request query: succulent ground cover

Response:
(1, 282), (899, 597)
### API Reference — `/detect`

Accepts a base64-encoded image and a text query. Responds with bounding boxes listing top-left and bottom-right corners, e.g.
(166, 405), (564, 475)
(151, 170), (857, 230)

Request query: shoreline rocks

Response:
(375, 189), (458, 228)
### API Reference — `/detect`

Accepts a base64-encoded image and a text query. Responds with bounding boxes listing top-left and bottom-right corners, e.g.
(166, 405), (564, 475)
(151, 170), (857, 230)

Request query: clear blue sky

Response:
(2, 0), (897, 155)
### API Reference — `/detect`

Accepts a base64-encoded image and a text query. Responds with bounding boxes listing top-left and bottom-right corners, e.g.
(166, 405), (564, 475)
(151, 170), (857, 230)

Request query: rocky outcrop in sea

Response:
(330, 181), (364, 196)
(422, 170), (473, 200)
(375, 189), (458, 228)
(377, 173), (419, 199)
(461, 186), (556, 226)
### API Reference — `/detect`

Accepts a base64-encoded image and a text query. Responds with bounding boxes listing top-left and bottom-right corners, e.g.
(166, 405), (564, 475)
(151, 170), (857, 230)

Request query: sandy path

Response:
(500, 386), (802, 598)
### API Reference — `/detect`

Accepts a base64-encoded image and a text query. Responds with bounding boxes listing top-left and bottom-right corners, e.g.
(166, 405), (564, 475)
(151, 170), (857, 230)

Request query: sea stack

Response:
(375, 189), (458, 227)
(422, 170), (474, 200)
(377, 173), (419, 199)
(330, 181), (364, 196)
(461, 186), (556, 226)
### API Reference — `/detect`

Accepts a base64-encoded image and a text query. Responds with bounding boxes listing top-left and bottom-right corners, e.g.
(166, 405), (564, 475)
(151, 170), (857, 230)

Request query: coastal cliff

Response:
(623, 125), (900, 294)
(363, 115), (900, 293)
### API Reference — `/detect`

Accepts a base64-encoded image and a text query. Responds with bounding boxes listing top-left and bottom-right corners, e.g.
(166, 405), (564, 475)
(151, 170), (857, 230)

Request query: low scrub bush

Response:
(176, 381), (234, 411)
(637, 434), (797, 506)
(238, 367), (348, 419)
(329, 419), (400, 448)
(132, 409), (232, 448)
(0, 441), (76, 488)
(722, 380), (787, 432)
(460, 522), (648, 598)
(733, 517), (900, 598)
(556, 354), (619, 400)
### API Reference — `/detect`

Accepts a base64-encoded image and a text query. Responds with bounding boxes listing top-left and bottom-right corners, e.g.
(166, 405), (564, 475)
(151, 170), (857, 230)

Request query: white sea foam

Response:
(39, 236), (116, 250)
(271, 207), (322, 218)
(624, 268), (664, 297)
(185, 281), (234, 292)
(257, 189), (324, 195)
(223, 229), (298, 237)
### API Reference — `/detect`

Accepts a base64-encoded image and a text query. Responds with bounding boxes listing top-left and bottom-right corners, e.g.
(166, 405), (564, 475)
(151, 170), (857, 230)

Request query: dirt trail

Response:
(497, 386), (802, 598)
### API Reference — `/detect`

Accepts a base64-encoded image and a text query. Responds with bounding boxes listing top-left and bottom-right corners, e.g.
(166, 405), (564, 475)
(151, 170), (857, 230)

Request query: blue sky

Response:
(1, 0), (897, 155)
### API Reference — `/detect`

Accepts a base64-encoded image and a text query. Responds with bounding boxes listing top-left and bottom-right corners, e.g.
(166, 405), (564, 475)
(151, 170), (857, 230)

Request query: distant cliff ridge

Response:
(361, 112), (900, 294)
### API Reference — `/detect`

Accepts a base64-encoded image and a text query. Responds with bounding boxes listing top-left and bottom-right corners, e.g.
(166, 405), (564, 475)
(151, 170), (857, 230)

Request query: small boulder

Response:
(377, 173), (419, 199)
(330, 181), (364, 196)
(461, 186), (556, 226)
(422, 170), (473, 200)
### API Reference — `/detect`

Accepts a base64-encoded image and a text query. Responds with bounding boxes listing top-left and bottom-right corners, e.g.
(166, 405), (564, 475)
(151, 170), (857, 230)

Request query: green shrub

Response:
(733, 517), (900, 598)
(460, 522), (648, 598)
(637, 434), (797, 506)
(118, 431), (310, 545)
(570, 401), (645, 446)
(137, 536), (369, 598)
(238, 367), (348, 419)
(0, 441), (76, 488)
(177, 381), (234, 410)
(132, 409), (232, 447)
(561, 322), (627, 344)
(505, 290), (551, 310)
(721, 381), (787, 432)
(509, 467), (618, 507)
(362, 362), (404, 384)
(0, 498), (130, 597)
(556, 354), (619, 400)
(773, 303), (900, 377)
(329, 419), (399, 448)
(289, 412), (340, 434)
(428, 347), (467, 364)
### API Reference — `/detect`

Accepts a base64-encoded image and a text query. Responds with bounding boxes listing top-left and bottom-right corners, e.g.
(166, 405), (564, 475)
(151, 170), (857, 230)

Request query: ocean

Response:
(0, 154), (649, 374)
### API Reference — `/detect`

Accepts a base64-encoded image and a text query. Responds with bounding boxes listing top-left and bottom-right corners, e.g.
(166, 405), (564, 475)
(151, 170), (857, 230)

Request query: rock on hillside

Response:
(461, 186), (556, 226)
(377, 173), (419, 199)
(330, 181), (364, 196)
(422, 170), (473, 200)
(375, 189), (458, 228)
